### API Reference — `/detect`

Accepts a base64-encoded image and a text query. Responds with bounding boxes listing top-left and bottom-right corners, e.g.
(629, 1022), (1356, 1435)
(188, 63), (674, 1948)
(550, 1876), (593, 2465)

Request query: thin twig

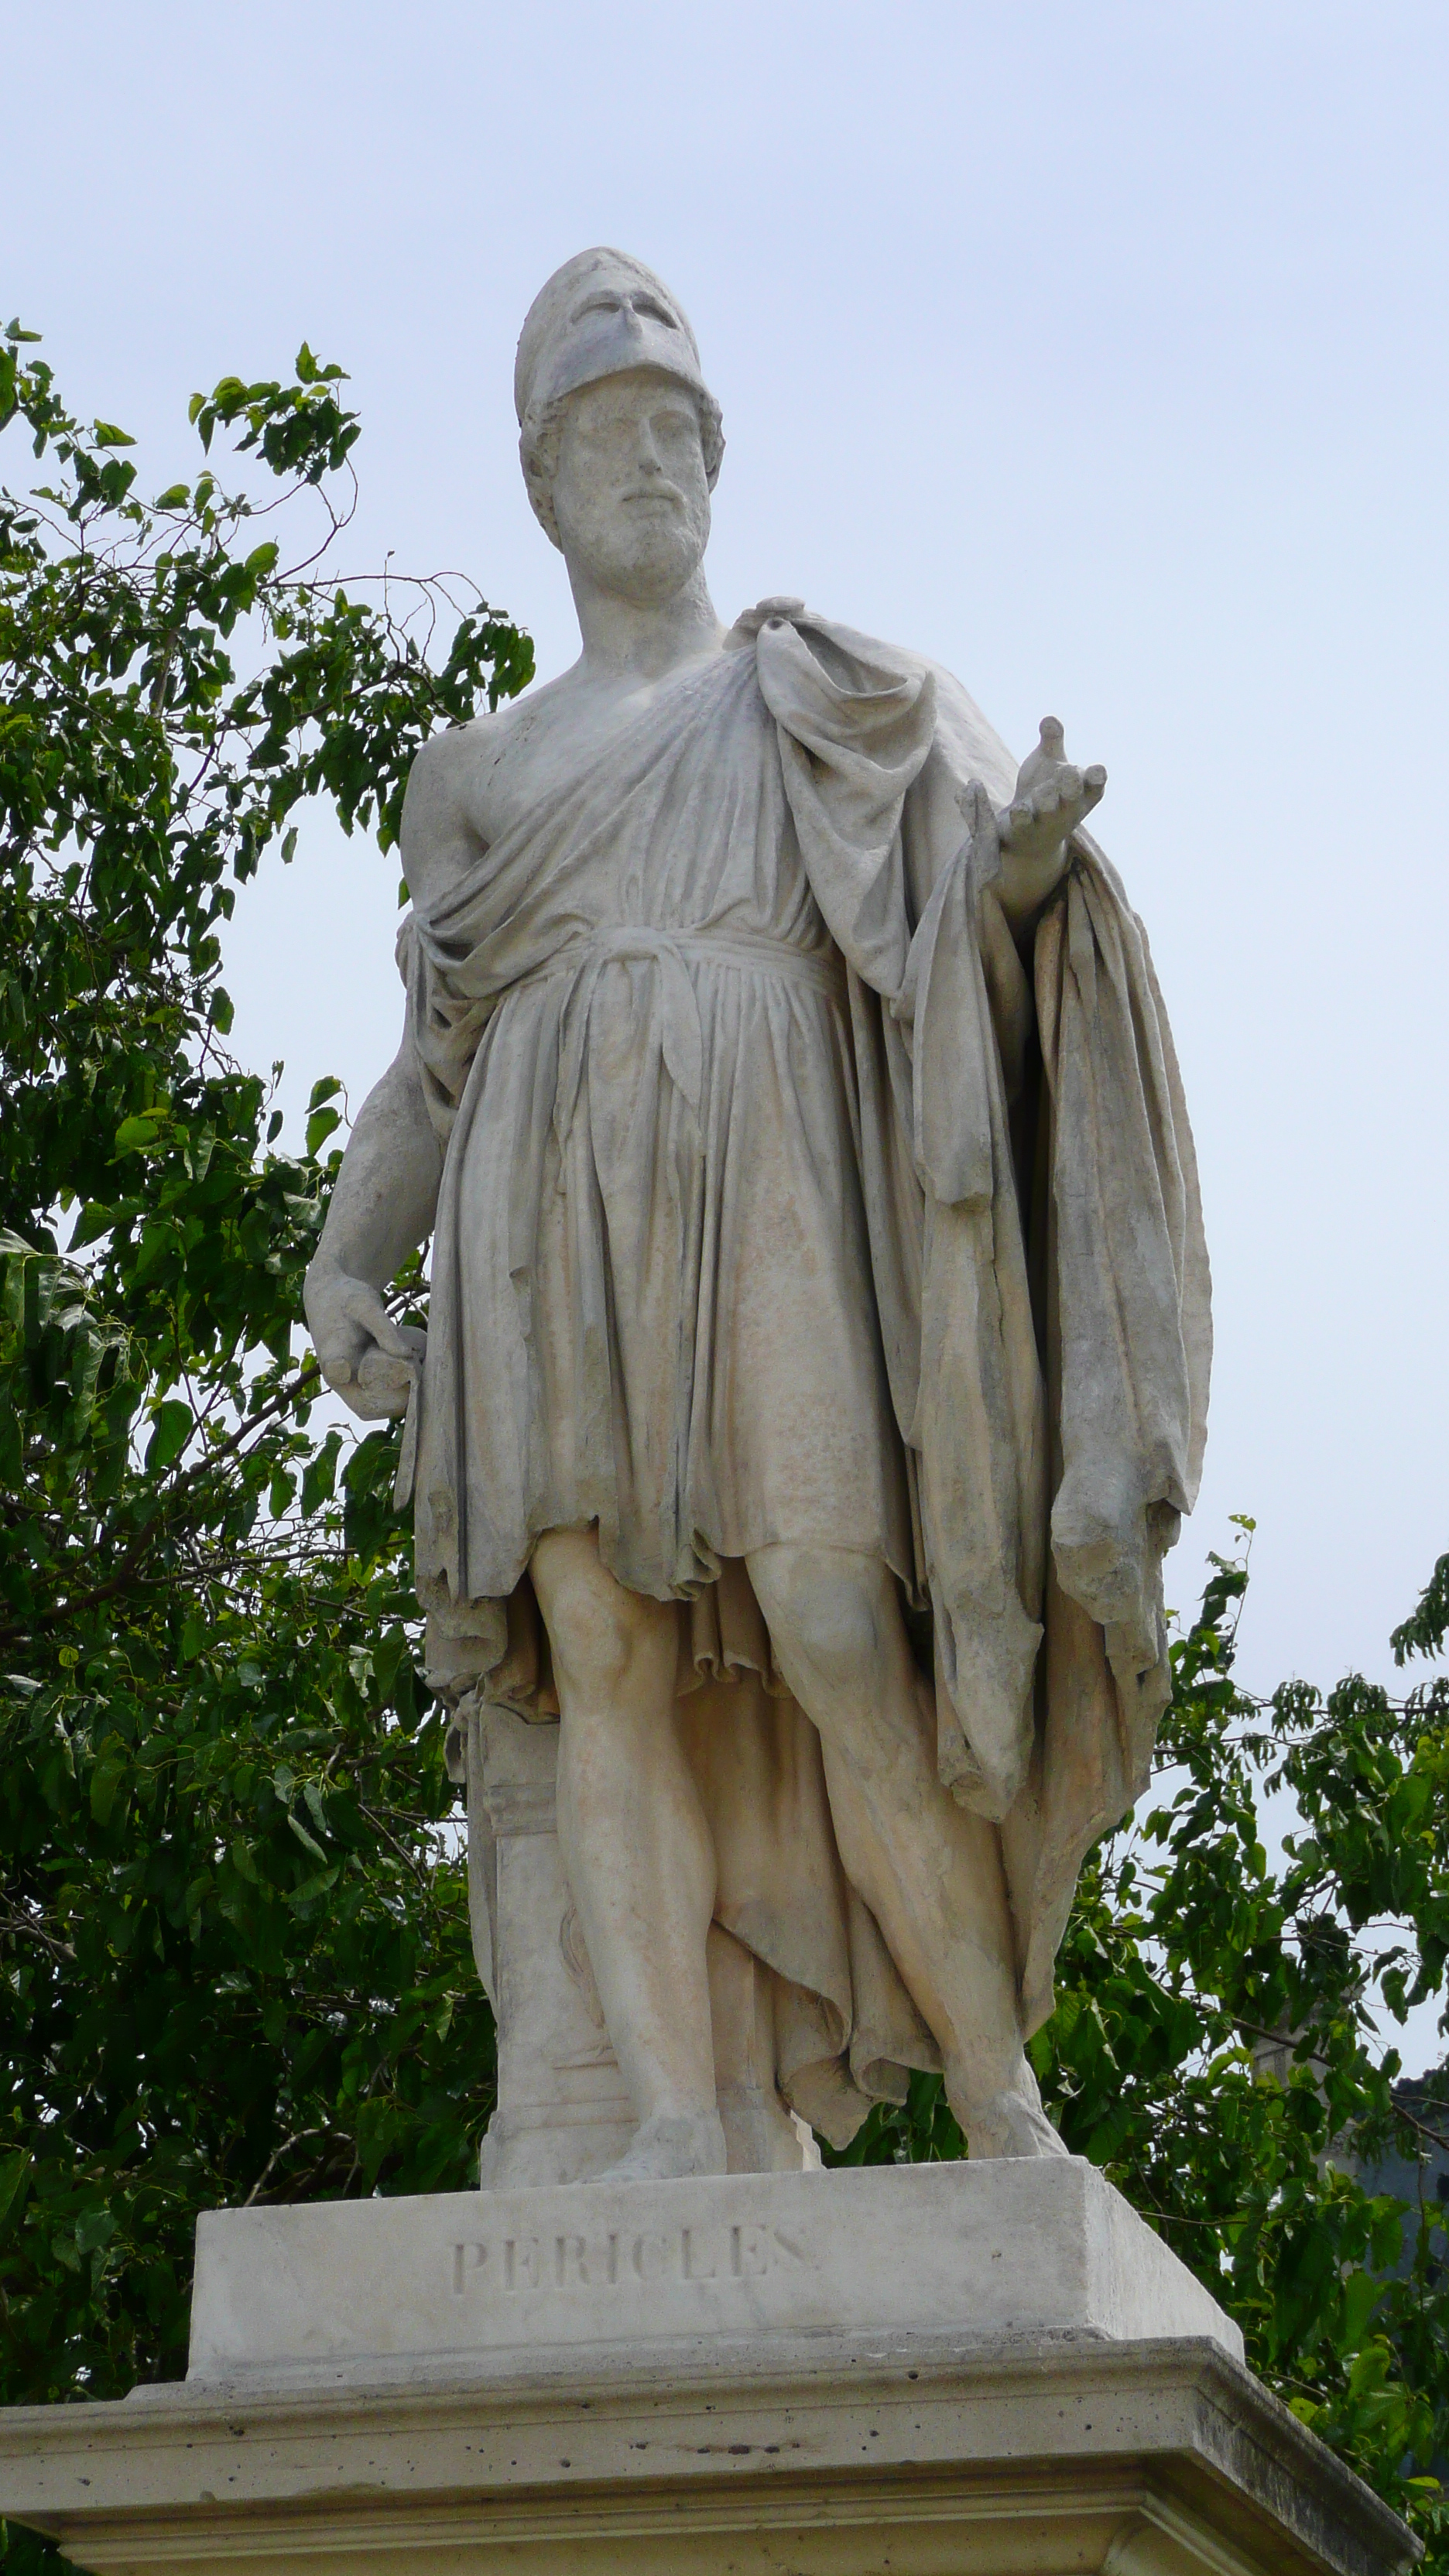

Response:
(242, 2125), (327, 2207)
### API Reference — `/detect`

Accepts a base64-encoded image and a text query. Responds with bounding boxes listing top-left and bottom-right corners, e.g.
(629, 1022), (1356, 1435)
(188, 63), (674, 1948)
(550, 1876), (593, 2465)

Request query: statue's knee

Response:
(540, 1564), (660, 1698)
(749, 1545), (885, 1699)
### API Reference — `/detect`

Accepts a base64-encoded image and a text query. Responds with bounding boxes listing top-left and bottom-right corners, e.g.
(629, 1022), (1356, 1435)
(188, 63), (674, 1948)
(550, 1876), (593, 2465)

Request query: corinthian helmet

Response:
(514, 247), (725, 546)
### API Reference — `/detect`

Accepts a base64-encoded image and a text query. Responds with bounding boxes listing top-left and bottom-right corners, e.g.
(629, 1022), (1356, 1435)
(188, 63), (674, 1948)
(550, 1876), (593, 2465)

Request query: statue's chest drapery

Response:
(413, 651), (834, 1048)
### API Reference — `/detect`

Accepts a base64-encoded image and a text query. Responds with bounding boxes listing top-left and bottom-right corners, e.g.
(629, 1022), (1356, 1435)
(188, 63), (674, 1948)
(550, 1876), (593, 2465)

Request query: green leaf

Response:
(1338, 2266), (1386, 2356)
(146, 1398), (192, 1471)
(90, 1738), (130, 1826)
(287, 1811), (328, 1865)
(300, 1430), (342, 1514)
(305, 1104), (341, 1156)
(74, 2205), (118, 2257)
(115, 1109), (169, 1155)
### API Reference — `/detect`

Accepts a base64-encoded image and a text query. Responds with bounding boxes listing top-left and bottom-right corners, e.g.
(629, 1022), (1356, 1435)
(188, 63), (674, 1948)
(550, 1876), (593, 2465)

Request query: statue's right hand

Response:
(303, 1262), (426, 1422)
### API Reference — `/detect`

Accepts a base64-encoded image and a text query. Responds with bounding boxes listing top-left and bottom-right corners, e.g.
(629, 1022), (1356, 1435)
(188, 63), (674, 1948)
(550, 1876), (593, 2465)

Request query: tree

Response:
(0, 324), (530, 2494)
(2, 324), (1446, 2575)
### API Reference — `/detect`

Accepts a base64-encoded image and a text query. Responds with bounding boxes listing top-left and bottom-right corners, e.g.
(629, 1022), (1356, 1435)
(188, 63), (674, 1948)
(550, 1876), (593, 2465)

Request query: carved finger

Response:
(1057, 765), (1082, 804)
(957, 777), (995, 834)
(1083, 763), (1106, 796)
(339, 1282), (416, 1361)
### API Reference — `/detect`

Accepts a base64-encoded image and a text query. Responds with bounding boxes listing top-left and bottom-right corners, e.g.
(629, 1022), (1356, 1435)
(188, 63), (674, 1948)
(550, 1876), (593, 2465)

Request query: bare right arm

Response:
(303, 728), (478, 1420)
(303, 1040), (442, 1419)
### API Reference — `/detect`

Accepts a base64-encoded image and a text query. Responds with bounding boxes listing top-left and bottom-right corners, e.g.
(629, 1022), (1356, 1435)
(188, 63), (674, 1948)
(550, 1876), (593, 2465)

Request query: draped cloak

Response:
(398, 608), (1211, 2147)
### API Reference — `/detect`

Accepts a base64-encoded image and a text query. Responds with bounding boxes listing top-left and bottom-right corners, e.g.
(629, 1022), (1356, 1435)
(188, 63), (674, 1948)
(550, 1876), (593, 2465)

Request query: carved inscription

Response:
(450, 2221), (809, 2297)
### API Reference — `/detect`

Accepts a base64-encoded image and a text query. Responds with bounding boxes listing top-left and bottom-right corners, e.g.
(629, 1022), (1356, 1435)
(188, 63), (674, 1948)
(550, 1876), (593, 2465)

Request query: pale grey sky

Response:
(10, 0), (1448, 1742)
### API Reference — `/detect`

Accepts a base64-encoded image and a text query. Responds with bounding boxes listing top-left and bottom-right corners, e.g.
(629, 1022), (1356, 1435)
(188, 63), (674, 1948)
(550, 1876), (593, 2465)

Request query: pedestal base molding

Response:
(0, 2336), (1415, 2576)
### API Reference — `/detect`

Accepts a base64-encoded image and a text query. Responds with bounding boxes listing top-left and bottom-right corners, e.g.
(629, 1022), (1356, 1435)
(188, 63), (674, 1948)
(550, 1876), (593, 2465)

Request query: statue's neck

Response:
(564, 560), (724, 686)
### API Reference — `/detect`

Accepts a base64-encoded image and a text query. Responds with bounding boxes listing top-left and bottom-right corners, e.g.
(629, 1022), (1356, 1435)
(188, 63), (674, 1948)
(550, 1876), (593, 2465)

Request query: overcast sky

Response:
(10, 2), (1447, 1742)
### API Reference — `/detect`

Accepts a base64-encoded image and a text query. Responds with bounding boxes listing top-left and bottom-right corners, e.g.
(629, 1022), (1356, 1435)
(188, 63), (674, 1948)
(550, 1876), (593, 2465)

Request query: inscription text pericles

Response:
(450, 2220), (807, 2296)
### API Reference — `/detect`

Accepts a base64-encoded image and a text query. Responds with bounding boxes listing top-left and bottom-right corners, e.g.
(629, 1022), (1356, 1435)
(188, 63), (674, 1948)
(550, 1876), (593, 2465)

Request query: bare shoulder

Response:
(399, 727), (476, 911)
(400, 692), (545, 906)
(402, 705), (504, 826)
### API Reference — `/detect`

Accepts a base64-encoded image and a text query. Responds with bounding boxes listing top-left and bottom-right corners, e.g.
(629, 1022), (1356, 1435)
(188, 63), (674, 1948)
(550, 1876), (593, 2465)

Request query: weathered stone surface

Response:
(183, 2162), (1239, 2382)
(465, 1702), (817, 2188)
(0, 2336), (1416, 2575)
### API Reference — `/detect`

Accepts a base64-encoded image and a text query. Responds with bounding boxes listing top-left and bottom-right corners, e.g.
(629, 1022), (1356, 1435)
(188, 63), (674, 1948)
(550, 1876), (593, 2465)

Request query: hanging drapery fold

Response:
(755, 610), (1209, 2027)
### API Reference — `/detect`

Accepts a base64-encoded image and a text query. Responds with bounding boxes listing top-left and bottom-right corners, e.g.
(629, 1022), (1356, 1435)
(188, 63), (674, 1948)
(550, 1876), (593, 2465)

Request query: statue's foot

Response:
(600, 2110), (728, 2182)
(949, 2057), (1070, 2160)
(964, 2088), (1070, 2159)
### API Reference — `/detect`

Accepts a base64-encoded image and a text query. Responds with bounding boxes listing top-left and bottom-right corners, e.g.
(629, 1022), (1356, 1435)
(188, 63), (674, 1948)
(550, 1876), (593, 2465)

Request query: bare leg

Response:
(745, 1543), (1064, 2159)
(529, 1528), (726, 2179)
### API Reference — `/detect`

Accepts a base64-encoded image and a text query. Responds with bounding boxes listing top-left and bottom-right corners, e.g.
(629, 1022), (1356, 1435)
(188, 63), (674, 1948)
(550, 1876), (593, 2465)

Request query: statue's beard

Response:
(568, 503), (710, 606)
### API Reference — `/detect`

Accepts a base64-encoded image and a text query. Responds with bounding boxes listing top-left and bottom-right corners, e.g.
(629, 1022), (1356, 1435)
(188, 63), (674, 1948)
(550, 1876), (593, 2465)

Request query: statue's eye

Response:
(631, 295), (679, 330)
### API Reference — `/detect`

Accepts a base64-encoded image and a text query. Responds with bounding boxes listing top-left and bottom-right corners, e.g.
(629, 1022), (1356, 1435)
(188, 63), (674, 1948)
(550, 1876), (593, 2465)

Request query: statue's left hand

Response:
(992, 718), (1106, 920)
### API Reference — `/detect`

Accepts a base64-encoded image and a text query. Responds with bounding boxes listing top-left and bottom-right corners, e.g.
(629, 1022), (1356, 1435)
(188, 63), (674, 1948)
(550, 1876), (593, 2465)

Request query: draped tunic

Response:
(407, 642), (914, 1617)
(398, 608), (1211, 2136)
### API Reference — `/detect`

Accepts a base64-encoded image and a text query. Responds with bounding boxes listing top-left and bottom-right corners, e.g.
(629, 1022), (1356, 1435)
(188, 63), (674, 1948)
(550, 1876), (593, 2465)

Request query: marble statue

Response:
(303, 248), (1210, 2187)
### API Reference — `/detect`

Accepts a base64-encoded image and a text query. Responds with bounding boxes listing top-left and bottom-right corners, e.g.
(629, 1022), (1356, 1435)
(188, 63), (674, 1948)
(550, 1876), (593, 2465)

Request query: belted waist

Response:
(514, 924), (846, 1003)
(509, 927), (848, 1150)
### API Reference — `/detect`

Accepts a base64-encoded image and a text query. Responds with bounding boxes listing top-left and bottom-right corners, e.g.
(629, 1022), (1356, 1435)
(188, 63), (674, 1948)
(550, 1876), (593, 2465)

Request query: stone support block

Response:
(182, 2160), (1238, 2381)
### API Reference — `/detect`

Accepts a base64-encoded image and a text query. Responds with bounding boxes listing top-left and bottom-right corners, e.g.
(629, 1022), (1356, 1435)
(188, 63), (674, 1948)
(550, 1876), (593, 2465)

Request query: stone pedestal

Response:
(182, 2158), (1238, 2377)
(0, 2163), (1416, 2575)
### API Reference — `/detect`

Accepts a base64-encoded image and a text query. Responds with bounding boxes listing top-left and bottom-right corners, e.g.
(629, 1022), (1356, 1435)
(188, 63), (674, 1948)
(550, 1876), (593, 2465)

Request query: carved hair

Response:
(519, 383), (726, 550)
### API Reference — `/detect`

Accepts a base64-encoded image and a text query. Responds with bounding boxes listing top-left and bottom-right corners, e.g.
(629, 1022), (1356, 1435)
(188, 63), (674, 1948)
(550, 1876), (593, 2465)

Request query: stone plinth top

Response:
(185, 2157), (1241, 2385)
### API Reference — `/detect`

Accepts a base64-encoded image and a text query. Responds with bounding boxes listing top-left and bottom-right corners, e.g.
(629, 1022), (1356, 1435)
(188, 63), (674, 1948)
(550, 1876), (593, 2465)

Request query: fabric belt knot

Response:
(552, 927), (705, 1156)
(542, 926), (845, 1157)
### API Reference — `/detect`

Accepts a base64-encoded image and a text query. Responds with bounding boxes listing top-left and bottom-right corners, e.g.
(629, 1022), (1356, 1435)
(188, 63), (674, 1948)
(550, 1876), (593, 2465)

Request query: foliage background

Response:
(1, 335), (1444, 2572)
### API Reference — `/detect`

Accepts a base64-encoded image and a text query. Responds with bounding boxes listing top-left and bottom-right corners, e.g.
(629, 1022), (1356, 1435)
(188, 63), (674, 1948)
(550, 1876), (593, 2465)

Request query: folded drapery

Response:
(754, 610), (1209, 2030)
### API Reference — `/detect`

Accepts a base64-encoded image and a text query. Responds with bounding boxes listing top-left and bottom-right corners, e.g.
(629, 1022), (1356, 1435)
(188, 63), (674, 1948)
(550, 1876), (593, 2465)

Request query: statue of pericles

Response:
(304, 248), (1210, 2182)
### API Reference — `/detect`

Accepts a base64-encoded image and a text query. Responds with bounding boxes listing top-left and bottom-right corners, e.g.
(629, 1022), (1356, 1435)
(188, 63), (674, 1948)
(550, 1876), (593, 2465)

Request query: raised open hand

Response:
(992, 718), (1106, 920)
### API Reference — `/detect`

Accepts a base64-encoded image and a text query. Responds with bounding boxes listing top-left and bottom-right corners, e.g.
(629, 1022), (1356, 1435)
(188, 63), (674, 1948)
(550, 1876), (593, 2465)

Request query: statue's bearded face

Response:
(550, 366), (711, 605)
